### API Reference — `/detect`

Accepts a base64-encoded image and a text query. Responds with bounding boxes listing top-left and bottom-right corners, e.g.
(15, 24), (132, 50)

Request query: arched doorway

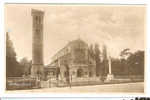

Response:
(89, 71), (92, 77)
(77, 68), (83, 77)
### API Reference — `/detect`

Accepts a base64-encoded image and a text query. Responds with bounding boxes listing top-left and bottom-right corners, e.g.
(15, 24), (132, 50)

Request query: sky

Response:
(5, 4), (146, 65)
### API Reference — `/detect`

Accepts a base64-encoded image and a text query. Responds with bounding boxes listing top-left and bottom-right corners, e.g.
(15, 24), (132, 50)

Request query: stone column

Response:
(108, 56), (112, 74)
(106, 56), (114, 81)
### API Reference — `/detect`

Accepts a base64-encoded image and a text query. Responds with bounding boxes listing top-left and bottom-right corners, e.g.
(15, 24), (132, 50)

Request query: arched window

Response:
(38, 16), (41, 24)
(35, 16), (38, 22)
(89, 71), (92, 77)
(77, 68), (83, 77)
(35, 16), (41, 24)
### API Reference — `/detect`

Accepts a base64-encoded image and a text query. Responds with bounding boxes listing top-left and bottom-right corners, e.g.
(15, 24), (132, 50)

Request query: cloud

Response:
(5, 4), (146, 64)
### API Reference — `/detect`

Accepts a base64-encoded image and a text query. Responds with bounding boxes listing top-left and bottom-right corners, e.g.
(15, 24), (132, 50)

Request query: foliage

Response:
(112, 49), (144, 76)
(94, 43), (101, 76)
(127, 50), (144, 75)
(6, 32), (31, 77)
(6, 32), (22, 77)
(20, 58), (32, 75)
(101, 45), (108, 76)
(88, 44), (95, 59)
(120, 48), (132, 60)
(102, 45), (108, 61)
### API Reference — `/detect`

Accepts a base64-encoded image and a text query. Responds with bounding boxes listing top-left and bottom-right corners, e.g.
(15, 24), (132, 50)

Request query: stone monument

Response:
(106, 56), (114, 81)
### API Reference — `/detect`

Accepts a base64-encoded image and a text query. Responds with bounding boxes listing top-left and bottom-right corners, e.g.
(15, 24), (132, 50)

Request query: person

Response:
(56, 66), (60, 87)
(36, 71), (41, 88)
(48, 76), (51, 88)
(100, 75), (105, 82)
(65, 63), (71, 88)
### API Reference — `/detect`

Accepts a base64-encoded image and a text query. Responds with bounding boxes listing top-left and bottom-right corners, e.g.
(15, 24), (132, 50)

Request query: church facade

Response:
(47, 38), (96, 79)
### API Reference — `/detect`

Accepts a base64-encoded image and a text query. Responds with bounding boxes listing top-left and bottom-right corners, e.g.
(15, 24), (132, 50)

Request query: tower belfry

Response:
(31, 9), (44, 78)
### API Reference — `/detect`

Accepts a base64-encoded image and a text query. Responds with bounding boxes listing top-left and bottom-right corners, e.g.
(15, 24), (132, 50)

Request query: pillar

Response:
(106, 56), (114, 81)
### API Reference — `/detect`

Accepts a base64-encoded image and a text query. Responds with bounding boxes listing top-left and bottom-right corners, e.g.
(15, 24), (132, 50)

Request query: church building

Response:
(46, 38), (96, 79)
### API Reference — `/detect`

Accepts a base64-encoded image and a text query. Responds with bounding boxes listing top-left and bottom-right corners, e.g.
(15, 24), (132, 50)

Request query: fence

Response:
(6, 75), (144, 89)
(6, 77), (37, 90)
(42, 75), (144, 88)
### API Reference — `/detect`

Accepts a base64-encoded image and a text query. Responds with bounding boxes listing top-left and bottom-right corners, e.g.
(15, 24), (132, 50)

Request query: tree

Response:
(6, 32), (22, 77)
(102, 44), (108, 76)
(119, 48), (132, 76)
(6, 32), (16, 59)
(20, 58), (32, 76)
(20, 58), (28, 65)
(111, 58), (124, 75)
(102, 45), (107, 61)
(120, 48), (132, 60)
(94, 43), (101, 76)
(88, 44), (95, 59)
(127, 50), (144, 76)
(118, 49), (144, 77)
(6, 32), (26, 77)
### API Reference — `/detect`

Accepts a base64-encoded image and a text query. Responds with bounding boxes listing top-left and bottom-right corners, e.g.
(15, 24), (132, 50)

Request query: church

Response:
(45, 38), (96, 79)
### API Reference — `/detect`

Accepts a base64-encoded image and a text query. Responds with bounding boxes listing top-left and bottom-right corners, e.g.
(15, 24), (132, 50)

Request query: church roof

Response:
(68, 38), (88, 47)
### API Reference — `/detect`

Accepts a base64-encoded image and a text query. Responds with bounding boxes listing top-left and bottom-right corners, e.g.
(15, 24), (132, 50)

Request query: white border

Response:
(0, 0), (149, 97)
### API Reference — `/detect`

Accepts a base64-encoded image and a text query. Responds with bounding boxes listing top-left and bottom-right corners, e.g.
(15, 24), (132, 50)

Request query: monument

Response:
(106, 56), (114, 81)
(31, 9), (44, 79)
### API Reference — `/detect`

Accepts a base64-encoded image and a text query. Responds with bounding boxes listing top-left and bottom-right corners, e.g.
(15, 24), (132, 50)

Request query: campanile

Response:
(31, 9), (44, 78)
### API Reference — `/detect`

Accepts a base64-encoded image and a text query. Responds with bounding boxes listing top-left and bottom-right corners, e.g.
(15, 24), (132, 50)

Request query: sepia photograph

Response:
(5, 4), (146, 93)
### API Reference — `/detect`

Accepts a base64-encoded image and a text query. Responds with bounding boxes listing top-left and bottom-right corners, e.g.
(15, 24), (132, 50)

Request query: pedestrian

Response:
(56, 66), (60, 87)
(48, 77), (51, 88)
(65, 63), (71, 88)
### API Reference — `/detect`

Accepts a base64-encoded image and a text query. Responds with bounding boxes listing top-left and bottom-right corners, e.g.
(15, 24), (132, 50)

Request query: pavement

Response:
(6, 82), (144, 94)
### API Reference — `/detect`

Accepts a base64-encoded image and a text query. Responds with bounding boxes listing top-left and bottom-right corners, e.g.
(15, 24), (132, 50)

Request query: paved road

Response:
(6, 82), (144, 93)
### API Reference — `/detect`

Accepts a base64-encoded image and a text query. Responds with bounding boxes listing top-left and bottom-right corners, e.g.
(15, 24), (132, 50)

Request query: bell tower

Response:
(31, 9), (44, 78)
